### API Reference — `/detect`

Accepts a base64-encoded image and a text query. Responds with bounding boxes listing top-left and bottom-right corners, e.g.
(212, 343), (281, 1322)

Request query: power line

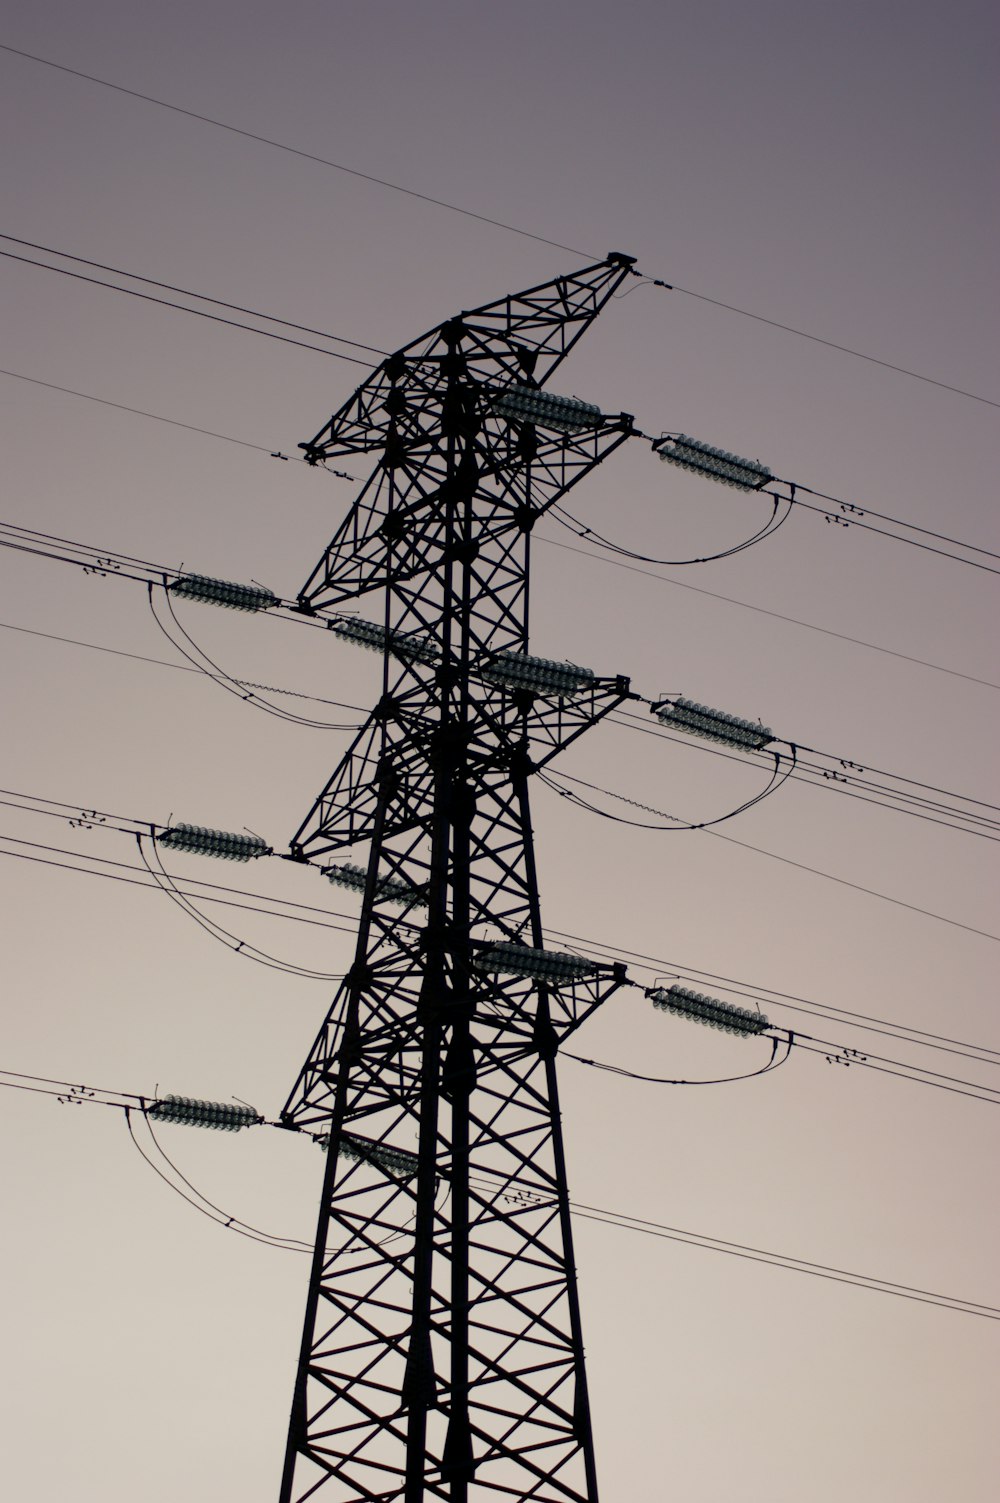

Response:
(549, 765), (1000, 943)
(2, 513), (994, 831)
(0, 232), (387, 355)
(543, 928), (1000, 1064)
(0, 832), (361, 939)
(5, 238), (996, 582)
(537, 536), (1000, 692)
(777, 489), (1000, 578)
(1, 247), (375, 368)
(3, 41), (996, 410)
(0, 43), (594, 255)
(112, 1116), (1000, 1309)
(0, 807), (346, 981)
(538, 755), (795, 833)
(566, 1002), (1000, 1109)
(4, 586), (997, 924)
(791, 481), (1000, 562)
(9, 818), (993, 1079)
(0, 516), (190, 590)
(613, 708), (997, 819)
(787, 1037), (999, 1108)
(0, 617), (367, 713)
(786, 1030), (1000, 1102)
(8, 238), (997, 578)
(549, 492), (796, 569)
(0, 518), (304, 625)
(776, 729), (999, 814)
(135, 829), (345, 981)
(2, 593), (994, 927)
(146, 582), (360, 732)
(630, 275), (1000, 411)
(554, 478), (1000, 580)
(834, 763), (1000, 839)
(0, 518), (360, 629)
(0, 367), (281, 453)
(4, 827), (998, 1081)
(0, 1065), (149, 1110)
(607, 711), (1000, 843)
(6, 524), (994, 844)
(0, 788), (155, 839)
(13, 608), (995, 844)
(564, 1036), (792, 1088)
(568, 1202), (1000, 1319)
(0, 834), (346, 984)
(1, 362), (991, 692)
(2, 1064), (996, 1320)
(1, 90), (992, 1466)
(124, 1109), (315, 1253)
(542, 770), (1000, 944)
(0, 368), (356, 477)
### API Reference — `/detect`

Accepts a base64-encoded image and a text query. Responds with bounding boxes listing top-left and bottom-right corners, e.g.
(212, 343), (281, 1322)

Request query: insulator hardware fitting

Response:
(169, 574), (279, 612)
(324, 862), (428, 908)
(651, 697), (773, 752)
(330, 616), (440, 665)
(647, 985), (769, 1037)
(655, 434), (771, 491)
(315, 1131), (419, 1178)
(157, 825), (271, 861)
(473, 941), (598, 985)
(147, 1095), (263, 1130)
(482, 651), (595, 698)
(492, 384), (604, 435)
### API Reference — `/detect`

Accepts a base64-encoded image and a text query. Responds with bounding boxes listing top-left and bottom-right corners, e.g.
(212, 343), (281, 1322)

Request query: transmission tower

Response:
(280, 254), (637, 1502)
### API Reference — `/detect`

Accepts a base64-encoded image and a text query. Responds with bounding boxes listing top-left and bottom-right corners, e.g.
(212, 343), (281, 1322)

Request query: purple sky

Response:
(2, 3), (998, 1499)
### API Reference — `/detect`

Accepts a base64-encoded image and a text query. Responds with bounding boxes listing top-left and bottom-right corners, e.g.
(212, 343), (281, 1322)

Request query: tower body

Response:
(281, 257), (634, 1502)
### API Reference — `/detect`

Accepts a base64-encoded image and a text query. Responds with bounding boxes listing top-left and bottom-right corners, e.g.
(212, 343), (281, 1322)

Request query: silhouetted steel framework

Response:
(280, 255), (636, 1502)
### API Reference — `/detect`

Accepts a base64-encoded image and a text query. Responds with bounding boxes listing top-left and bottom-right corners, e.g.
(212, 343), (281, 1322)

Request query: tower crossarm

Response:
(298, 411), (633, 614)
(289, 668), (631, 863)
(283, 947), (627, 1132)
(299, 254), (635, 463)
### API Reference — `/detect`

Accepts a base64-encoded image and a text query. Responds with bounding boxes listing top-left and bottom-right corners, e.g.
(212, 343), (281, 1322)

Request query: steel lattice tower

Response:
(280, 254), (636, 1502)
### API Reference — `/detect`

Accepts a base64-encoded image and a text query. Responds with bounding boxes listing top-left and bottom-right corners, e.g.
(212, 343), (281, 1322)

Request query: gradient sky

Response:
(2, 3), (998, 1499)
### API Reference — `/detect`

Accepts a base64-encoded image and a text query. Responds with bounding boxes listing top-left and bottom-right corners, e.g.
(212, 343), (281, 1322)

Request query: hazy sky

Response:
(2, 3), (998, 1499)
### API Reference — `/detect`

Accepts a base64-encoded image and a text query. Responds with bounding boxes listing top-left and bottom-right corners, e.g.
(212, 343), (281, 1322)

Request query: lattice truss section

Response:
(283, 962), (625, 1502)
(296, 255), (635, 611)
(287, 772), (628, 1125)
(292, 666), (631, 860)
(280, 256), (635, 1503)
